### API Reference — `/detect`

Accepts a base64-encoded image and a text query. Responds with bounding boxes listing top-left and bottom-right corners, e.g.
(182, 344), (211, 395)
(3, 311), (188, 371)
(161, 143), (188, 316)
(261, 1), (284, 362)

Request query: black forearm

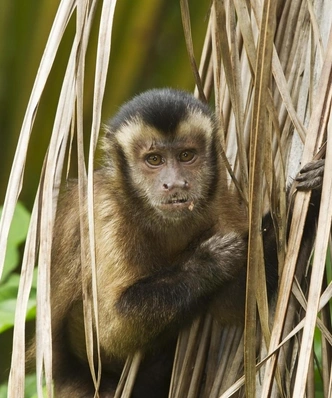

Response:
(116, 268), (202, 327)
(262, 161), (323, 297)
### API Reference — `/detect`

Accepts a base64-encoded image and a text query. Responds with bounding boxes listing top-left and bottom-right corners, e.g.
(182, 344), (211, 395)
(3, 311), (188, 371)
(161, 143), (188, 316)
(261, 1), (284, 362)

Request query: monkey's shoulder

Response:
(55, 172), (119, 223)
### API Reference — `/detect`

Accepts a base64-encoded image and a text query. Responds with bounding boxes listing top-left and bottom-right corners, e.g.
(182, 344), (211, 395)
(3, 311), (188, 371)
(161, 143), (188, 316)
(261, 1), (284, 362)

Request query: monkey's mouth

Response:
(169, 198), (187, 205)
(159, 197), (194, 211)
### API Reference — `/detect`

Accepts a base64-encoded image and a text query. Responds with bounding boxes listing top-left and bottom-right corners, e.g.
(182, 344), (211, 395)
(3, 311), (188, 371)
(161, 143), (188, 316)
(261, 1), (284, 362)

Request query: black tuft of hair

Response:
(109, 88), (212, 135)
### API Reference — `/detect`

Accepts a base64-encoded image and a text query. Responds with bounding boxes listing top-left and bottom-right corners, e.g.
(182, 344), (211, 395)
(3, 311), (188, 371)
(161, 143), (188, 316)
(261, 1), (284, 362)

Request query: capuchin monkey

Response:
(46, 88), (324, 397)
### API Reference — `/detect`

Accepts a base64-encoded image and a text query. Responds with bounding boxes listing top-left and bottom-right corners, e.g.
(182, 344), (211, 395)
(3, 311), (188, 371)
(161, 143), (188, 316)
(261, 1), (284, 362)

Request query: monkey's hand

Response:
(116, 232), (246, 338)
(186, 232), (247, 282)
(296, 159), (325, 191)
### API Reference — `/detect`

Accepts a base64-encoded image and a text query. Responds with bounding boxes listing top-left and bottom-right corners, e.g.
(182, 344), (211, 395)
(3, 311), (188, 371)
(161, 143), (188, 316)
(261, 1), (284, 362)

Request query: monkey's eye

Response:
(179, 150), (196, 163)
(146, 154), (165, 166)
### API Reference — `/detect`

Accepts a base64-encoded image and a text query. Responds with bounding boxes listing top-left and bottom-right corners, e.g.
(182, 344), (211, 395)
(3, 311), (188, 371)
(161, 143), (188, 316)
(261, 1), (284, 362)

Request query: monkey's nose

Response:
(162, 180), (189, 191)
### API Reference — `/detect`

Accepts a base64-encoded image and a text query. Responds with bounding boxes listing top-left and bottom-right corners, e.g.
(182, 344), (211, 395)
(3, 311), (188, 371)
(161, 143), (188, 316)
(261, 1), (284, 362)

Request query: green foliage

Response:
(0, 272), (37, 333)
(314, 327), (324, 397)
(0, 203), (37, 396)
(0, 202), (30, 280)
(0, 374), (41, 398)
(0, 202), (36, 333)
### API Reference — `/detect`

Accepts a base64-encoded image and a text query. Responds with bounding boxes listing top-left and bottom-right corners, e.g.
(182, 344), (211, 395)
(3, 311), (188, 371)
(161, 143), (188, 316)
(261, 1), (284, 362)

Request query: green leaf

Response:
(0, 383), (8, 398)
(0, 298), (17, 332)
(0, 273), (36, 332)
(0, 202), (30, 281)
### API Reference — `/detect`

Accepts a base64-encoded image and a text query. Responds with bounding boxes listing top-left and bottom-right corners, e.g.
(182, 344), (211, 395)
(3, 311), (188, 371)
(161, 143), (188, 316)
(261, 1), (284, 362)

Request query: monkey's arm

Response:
(262, 159), (325, 294)
(116, 232), (247, 335)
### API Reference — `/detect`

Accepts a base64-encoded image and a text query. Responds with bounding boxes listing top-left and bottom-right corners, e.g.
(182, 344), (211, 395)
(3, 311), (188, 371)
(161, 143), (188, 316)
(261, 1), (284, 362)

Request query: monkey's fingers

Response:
(299, 159), (325, 173)
(296, 159), (325, 191)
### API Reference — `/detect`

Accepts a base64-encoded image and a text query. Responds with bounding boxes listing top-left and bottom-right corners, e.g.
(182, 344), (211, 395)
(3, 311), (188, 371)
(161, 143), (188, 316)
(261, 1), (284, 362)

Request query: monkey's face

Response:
(137, 141), (209, 218)
(113, 117), (219, 220)
(103, 89), (221, 220)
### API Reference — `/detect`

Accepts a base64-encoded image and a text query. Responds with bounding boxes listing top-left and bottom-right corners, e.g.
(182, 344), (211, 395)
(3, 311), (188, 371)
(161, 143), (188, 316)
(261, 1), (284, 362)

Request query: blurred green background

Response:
(0, 0), (209, 209)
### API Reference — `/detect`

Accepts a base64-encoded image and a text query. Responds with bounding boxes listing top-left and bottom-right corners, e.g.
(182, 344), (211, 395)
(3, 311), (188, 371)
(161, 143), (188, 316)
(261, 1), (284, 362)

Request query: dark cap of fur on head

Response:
(108, 88), (212, 135)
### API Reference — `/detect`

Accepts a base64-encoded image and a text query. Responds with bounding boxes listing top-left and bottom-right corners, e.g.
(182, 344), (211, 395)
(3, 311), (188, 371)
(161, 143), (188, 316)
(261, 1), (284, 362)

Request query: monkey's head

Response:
(102, 88), (223, 221)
